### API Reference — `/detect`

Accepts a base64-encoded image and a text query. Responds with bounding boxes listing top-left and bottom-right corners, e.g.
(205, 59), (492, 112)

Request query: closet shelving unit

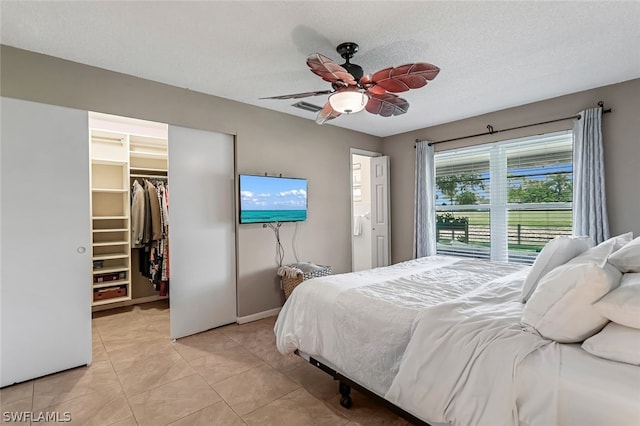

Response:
(129, 135), (168, 172)
(129, 136), (169, 207)
(90, 130), (132, 306)
(89, 115), (169, 309)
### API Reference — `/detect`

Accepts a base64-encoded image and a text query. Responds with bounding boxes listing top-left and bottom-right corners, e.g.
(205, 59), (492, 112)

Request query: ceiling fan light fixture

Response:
(328, 90), (369, 114)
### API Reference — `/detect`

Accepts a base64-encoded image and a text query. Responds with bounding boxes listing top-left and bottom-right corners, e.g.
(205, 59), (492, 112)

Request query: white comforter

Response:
(385, 269), (558, 426)
(275, 256), (529, 397)
(275, 256), (639, 426)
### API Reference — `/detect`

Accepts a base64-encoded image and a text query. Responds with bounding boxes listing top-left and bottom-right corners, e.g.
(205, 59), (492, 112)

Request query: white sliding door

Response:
(168, 126), (236, 339)
(1, 97), (92, 386)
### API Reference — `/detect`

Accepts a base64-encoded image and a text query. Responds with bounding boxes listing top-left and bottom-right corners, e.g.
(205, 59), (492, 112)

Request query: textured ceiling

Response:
(1, 1), (639, 137)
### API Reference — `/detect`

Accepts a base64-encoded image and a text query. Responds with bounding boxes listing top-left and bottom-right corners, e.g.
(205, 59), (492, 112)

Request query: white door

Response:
(370, 156), (391, 267)
(1, 97), (92, 386)
(168, 126), (236, 339)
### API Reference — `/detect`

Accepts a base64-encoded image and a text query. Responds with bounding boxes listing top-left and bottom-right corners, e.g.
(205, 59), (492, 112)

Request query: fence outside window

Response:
(434, 131), (573, 264)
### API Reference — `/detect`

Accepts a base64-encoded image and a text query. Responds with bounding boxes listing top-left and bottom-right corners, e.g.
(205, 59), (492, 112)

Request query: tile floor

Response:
(0, 301), (414, 425)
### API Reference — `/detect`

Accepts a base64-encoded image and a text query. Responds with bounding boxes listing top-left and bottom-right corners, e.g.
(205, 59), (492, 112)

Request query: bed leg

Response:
(339, 381), (353, 408)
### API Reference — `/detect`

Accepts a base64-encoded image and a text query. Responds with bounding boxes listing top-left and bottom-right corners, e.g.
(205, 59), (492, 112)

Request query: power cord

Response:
(293, 221), (301, 262)
(264, 222), (284, 266)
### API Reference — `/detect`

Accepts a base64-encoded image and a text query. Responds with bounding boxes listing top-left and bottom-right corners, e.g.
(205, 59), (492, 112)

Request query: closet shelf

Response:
(92, 296), (130, 306)
(129, 135), (168, 146)
(130, 167), (168, 173)
(92, 266), (129, 275)
(93, 280), (129, 289)
(91, 158), (128, 166)
(92, 241), (128, 247)
(93, 228), (128, 233)
(130, 173), (168, 180)
(92, 216), (128, 220)
(91, 188), (129, 193)
(91, 134), (125, 144)
(92, 253), (128, 261)
(130, 150), (167, 159)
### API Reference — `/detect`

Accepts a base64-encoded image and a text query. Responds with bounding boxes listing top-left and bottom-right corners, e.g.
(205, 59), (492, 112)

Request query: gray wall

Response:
(383, 78), (640, 264)
(4, 45), (638, 315)
(0, 45), (382, 317)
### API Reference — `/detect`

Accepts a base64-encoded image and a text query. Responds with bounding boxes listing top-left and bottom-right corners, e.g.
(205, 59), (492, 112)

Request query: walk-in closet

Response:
(89, 113), (170, 310)
(88, 112), (238, 340)
(2, 98), (237, 386)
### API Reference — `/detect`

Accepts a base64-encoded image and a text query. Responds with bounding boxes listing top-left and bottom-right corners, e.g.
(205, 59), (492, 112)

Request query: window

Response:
(434, 131), (573, 264)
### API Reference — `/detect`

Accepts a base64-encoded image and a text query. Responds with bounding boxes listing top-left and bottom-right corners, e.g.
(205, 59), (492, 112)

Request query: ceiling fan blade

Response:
(365, 93), (409, 117)
(362, 63), (440, 93)
(260, 89), (333, 100)
(307, 53), (357, 86)
(315, 102), (341, 125)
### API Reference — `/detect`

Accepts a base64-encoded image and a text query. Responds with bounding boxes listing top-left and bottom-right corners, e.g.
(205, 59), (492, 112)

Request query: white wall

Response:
(4, 45), (638, 315)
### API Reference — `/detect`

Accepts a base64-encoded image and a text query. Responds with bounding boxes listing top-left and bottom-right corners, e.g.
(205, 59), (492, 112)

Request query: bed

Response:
(274, 252), (640, 426)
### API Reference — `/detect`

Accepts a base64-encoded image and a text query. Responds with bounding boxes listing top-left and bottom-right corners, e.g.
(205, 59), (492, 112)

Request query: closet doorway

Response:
(1, 99), (236, 386)
(89, 113), (169, 311)
(89, 112), (236, 340)
(350, 148), (391, 272)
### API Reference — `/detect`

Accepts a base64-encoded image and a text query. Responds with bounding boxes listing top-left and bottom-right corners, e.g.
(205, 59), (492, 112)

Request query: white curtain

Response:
(573, 107), (610, 244)
(414, 141), (436, 258)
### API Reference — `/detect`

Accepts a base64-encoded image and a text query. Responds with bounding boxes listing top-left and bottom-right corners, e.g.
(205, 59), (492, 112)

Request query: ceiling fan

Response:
(261, 42), (440, 125)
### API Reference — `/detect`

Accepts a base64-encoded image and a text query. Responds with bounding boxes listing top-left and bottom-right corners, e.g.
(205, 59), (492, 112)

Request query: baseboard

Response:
(92, 295), (169, 312)
(236, 307), (281, 324)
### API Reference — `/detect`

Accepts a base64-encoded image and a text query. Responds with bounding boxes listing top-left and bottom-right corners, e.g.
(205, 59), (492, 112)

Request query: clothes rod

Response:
(92, 136), (124, 143)
(416, 101), (612, 147)
(130, 174), (168, 179)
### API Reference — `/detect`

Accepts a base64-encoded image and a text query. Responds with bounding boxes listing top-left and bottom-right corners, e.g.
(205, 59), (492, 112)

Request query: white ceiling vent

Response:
(292, 101), (323, 113)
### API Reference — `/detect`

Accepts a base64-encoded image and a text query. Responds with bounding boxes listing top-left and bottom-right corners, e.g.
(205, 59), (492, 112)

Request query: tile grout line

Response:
(89, 306), (406, 425)
(95, 308), (167, 425)
(216, 318), (314, 422)
(159, 329), (235, 426)
(101, 304), (226, 425)
(100, 321), (140, 426)
(238, 386), (302, 420)
(197, 324), (299, 421)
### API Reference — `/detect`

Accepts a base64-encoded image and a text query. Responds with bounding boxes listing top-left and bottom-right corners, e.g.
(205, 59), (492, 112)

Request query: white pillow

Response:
(611, 231), (635, 249)
(594, 273), (640, 329)
(568, 232), (633, 266)
(521, 236), (594, 303)
(608, 235), (640, 273)
(582, 322), (640, 365)
(521, 261), (621, 343)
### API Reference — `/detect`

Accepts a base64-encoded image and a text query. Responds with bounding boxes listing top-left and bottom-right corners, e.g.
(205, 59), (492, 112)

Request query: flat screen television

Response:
(239, 174), (308, 223)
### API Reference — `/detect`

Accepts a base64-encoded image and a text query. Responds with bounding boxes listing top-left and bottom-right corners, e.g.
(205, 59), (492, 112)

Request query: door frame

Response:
(350, 148), (382, 272)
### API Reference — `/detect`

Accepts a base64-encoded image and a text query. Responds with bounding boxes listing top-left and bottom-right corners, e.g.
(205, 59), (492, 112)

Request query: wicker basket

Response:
(280, 263), (332, 299)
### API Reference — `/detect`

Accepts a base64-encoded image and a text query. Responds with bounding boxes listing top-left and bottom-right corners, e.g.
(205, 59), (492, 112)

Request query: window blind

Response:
(435, 131), (573, 263)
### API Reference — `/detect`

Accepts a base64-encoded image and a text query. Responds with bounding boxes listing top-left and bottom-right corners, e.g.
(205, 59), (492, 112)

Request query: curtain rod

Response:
(416, 101), (612, 147)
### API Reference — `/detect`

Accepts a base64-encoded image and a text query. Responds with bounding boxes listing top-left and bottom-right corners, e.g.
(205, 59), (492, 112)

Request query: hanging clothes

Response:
(141, 180), (152, 245)
(145, 179), (163, 241)
(131, 177), (170, 295)
(156, 182), (170, 283)
(131, 180), (146, 248)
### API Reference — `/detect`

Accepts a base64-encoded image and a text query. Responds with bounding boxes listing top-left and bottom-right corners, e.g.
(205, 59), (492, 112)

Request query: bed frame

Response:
(304, 354), (432, 426)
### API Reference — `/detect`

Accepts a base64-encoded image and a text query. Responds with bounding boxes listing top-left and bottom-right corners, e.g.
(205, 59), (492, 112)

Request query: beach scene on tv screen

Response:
(240, 175), (307, 223)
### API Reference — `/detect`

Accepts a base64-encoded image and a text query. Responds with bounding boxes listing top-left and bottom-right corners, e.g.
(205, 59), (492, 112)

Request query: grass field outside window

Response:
(435, 131), (573, 264)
